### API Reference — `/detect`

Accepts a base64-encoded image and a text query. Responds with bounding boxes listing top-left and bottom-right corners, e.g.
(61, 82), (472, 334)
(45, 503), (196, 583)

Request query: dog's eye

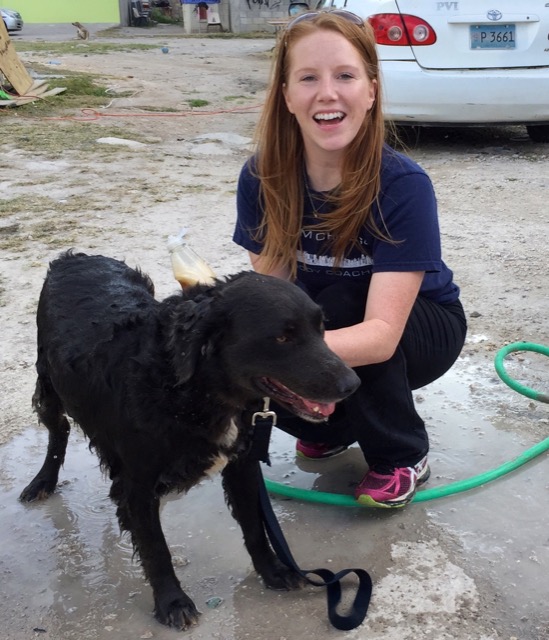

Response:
(276, 335), (289, 344)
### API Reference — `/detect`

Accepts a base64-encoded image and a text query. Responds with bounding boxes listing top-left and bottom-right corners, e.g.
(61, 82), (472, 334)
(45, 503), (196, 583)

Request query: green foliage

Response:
(150, 8), (180, 24)
(187, 98), (210, 108)
(0, 69), (123, 115)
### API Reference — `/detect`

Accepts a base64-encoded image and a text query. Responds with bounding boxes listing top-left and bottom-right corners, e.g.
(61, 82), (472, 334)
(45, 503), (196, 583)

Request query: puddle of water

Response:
(0, 428), (251, 639)
(264, 358), (549, 629)
(0, 355), (547, 638)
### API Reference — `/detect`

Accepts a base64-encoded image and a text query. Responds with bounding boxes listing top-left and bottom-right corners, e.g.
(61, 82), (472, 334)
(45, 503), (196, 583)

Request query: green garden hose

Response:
(494, 342), (549, 403)
(265, 341), (549, 507)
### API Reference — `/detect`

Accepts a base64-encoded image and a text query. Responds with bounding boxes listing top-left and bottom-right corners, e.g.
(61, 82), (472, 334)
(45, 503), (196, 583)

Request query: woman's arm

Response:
(324, 271), (424, 367)
(249, 250), (423, 367)
(249, 251), (293, 281)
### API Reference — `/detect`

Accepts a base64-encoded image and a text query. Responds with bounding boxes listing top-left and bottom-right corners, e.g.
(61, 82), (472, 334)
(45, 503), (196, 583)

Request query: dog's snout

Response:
(338, 369), (361, 399)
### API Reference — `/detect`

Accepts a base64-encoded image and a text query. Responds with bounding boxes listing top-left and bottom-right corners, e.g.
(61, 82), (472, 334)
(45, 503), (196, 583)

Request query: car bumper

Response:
(3, 18), (23, 31)
(381, 61), (549, 125)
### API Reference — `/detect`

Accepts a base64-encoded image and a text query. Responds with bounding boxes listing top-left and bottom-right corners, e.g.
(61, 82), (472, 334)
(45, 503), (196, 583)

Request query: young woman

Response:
(233, 10), (467, 508)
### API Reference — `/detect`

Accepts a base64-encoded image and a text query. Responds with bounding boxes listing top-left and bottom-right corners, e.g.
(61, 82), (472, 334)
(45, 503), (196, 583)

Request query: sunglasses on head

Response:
(285, 9), (364, 31)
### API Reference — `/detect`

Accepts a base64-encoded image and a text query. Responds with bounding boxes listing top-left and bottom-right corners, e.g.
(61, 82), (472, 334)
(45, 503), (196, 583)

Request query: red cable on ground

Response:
(31, 103), (263, 122)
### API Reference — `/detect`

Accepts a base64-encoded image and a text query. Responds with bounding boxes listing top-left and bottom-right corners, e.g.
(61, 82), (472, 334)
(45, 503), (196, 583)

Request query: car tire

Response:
(526, 125), (549, 143)
(392, 125), (422, 149)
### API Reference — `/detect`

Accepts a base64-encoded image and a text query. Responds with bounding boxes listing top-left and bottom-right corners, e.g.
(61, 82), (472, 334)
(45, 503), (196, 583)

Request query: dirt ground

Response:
(1, 24), (548, 640)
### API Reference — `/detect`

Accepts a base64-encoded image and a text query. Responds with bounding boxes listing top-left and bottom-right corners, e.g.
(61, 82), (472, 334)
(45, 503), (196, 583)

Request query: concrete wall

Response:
(227, 0), (290, 34)
(179, 1), (231, 34)
(179, 0), (287, 35)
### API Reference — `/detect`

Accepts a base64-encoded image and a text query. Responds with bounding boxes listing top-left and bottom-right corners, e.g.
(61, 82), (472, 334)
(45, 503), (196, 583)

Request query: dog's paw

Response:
(261, 558), (306, 591)
(154, 592), (201, 630)
(19, 477), (57, 502)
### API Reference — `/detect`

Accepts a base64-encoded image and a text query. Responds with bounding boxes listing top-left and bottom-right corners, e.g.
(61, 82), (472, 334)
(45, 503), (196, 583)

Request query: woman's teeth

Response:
(314, 112), (344, 122)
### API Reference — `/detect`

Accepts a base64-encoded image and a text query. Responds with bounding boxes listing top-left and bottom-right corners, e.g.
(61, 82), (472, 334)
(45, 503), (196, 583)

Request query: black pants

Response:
(274, 280), (467, 468)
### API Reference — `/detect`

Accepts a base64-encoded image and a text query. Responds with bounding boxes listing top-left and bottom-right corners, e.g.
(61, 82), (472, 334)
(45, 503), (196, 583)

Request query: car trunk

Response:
(395, 0), (549, 69)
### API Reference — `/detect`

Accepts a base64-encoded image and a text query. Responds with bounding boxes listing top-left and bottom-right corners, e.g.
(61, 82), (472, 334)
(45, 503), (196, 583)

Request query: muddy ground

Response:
(1, 24), (548, 640)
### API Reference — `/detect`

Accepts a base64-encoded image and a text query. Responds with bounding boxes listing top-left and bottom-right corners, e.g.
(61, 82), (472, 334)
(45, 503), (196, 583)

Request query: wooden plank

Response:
(15, 87), (67, 106)
(29, 79), (50, 93)
(0, 19), (34, 96)
(0, 87), (66, 107)
(26, 80), (51, 97)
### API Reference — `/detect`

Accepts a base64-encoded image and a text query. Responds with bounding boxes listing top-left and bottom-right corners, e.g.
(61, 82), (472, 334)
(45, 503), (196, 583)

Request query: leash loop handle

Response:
(259, 476), (372, 630)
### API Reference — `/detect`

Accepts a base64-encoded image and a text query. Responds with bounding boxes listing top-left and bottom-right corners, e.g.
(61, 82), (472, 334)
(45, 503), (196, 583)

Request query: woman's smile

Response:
(314, 111), (345, 123)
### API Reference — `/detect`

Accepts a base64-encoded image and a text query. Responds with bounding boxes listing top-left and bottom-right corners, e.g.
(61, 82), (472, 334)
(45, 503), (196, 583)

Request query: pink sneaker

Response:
(296, 440), (348, 460)
(355, 455), (430, 508)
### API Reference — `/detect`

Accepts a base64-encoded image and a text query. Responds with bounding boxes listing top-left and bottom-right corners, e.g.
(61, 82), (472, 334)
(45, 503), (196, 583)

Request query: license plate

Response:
(470, 24), (516, 49)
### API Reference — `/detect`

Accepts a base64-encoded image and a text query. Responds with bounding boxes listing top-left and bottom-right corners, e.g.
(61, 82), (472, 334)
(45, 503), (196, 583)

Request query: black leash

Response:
(250, 404), (373, 631)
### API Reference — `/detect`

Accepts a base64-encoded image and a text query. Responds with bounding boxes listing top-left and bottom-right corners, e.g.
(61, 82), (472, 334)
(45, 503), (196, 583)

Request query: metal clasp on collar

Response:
(251, 397), (278, 426)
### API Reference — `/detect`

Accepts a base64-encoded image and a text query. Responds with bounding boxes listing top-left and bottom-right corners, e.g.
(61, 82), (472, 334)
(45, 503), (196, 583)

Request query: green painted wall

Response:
(4, 0), (120, 24)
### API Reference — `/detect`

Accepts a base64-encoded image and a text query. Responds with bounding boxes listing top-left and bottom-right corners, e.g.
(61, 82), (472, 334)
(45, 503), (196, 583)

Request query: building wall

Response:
(228, 0), (290, 34)
(179, 0), (288, 34)
(179, 0), (230, 34)
(5, 0), (120, 24)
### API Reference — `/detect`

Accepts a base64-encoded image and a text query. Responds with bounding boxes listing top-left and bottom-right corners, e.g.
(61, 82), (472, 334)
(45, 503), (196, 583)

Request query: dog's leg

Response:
(110, 479), (200, 630)
(222, 456), (305, 590)
(20, 372), (71, 502)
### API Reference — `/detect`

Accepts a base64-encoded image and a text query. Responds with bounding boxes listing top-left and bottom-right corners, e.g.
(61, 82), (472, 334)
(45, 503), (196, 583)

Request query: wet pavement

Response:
(1, 349), (548, 639)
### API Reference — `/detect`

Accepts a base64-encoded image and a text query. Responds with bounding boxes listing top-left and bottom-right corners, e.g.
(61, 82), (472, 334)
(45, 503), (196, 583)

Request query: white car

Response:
(289, 0), (549, 142)
(1, 7), (23, 32)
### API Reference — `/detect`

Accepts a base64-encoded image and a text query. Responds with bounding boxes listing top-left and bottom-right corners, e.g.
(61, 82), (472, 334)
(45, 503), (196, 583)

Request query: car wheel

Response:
(391, 125), (422, 150)
(526, 125), (549, 143)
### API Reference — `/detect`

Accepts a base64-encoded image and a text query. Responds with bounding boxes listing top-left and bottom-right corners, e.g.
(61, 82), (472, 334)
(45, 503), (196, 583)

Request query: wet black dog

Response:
(20, 251), (360, 630)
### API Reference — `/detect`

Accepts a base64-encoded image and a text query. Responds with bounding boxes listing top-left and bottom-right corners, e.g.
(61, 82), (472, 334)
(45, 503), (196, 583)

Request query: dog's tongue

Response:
(302, 398), (336, 417)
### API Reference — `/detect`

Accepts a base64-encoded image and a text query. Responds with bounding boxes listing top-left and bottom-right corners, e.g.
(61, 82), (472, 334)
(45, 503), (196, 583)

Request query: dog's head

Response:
(167, 272), (360, 422)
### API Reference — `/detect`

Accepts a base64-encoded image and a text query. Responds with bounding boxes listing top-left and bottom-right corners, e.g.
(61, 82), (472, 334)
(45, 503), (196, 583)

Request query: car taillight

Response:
(368, 14), (437, 46)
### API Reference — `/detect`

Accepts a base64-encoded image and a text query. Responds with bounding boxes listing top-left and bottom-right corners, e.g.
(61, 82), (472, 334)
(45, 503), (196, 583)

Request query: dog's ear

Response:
(168, 296), (218, 384)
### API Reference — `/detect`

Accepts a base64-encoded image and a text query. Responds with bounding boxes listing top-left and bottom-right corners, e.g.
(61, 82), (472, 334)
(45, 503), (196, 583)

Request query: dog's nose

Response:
(338, 369), (361, 398)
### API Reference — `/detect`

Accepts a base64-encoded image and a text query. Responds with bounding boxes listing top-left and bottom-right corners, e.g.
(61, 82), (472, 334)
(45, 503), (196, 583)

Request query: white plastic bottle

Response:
(167, 229), (216, 289)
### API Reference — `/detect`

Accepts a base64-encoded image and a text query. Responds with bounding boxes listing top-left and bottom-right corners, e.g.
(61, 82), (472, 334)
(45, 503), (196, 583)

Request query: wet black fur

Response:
(19, 251), (359, 630)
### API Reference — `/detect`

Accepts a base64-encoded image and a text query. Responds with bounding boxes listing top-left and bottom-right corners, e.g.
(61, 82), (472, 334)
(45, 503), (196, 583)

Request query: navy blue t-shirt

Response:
(233, 146), (460, 304)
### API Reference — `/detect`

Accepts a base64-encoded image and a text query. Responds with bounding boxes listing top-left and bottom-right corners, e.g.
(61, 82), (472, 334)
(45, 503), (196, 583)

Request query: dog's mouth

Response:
(256, 377), (336, 423)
